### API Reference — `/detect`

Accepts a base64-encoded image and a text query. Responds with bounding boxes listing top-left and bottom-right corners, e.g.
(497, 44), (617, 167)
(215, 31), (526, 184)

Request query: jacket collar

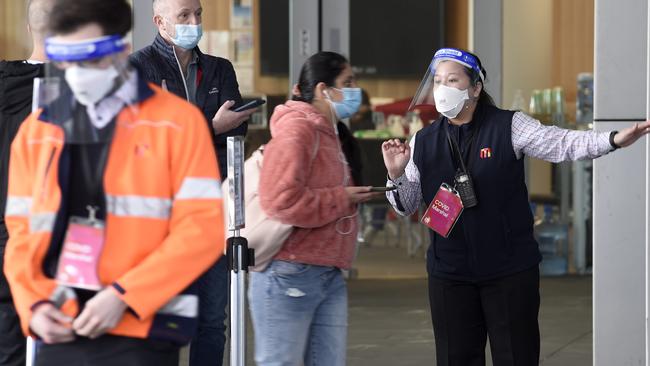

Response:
(273, 100), (339, 138)
(133, 65), (156, 103)
(152, 33), (205, 66)
(40, 67), (155, 125)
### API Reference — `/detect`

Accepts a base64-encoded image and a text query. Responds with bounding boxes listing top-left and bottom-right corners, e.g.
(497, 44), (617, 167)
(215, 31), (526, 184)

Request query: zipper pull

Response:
(161, 79), (168, 91)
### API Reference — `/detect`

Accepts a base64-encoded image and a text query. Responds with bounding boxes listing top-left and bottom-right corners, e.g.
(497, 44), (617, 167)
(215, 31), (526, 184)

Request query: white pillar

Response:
(593, 0), (649, 364)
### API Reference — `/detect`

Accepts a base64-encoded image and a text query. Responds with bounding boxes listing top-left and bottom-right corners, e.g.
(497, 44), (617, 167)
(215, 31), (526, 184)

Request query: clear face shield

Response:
(37, 35), (137, 144)
(408, 48), (485, 118)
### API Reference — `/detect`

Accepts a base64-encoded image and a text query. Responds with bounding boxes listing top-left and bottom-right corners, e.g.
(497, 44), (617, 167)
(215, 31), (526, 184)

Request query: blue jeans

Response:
(190, 255), (229, 366)
(248, 260), (348, 366)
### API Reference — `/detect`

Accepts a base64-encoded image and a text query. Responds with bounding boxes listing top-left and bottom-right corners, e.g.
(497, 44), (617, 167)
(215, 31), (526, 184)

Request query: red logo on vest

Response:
(480, 148), (492, 159)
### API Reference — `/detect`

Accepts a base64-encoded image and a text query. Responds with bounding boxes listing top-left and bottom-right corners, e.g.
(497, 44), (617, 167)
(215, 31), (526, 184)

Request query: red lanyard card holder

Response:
(421, 183), (464, 238)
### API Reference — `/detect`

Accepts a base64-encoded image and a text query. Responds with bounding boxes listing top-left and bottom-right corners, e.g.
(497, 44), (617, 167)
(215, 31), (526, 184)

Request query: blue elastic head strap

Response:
(45, 35), (127, 62)
(431, 48), (485, 81)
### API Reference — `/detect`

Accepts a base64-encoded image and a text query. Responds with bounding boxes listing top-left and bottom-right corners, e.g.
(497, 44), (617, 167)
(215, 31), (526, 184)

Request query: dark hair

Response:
(48, 0), (132, 37)
(293, 52), (349, 103)
(361, 88), (370, 107)
(459, 50), (495, 107)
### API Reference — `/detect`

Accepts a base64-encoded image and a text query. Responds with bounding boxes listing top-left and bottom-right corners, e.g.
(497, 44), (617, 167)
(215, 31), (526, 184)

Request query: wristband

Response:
(609, 131), (620, 151)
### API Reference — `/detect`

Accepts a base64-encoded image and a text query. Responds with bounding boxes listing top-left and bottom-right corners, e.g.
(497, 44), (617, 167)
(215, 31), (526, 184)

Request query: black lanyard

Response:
(79, 143), (111, 201)
(445, 122), (480, 174)
(78, 121), (115, 207)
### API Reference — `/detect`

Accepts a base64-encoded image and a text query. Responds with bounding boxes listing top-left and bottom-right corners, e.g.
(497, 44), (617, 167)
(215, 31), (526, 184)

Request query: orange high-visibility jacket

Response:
(4, 80), (224, 341)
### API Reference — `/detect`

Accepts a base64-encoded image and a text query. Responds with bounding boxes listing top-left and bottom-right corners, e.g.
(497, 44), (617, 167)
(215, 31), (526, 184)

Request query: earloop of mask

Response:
(335, 210), (359, 235)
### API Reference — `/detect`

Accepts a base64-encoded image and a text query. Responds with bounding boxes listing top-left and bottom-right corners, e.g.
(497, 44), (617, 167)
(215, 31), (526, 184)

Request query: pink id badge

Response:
(421, 183), (464, 238)
(55, 215), (106, 291)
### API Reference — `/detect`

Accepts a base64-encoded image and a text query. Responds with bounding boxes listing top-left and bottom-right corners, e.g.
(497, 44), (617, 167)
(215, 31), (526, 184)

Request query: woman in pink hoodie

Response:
(250, 52), (378, 366)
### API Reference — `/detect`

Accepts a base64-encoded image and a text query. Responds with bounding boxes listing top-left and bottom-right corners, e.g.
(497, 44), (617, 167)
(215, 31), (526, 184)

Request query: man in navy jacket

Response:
(0, 1), (51, 364)
(130, 1), (256, 365)
(131, 0), (255, 179)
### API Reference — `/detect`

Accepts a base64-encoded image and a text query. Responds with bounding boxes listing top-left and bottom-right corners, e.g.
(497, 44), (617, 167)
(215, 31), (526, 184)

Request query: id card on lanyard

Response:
(421, 183), (464, 238)
(55, 207), (106, 290)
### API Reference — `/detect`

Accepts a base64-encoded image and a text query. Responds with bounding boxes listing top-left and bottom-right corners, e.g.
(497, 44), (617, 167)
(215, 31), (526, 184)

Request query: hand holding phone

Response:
(213, 99), (261, 134)
(233, 99), (266, 112)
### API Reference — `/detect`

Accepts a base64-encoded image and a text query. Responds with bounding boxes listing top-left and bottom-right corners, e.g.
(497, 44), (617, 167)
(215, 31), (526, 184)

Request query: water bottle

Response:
(408, 110), (424, 136)
(535, 205), (569, 275)
(511, 89), (527, 111)
(576, 73), (594, 125)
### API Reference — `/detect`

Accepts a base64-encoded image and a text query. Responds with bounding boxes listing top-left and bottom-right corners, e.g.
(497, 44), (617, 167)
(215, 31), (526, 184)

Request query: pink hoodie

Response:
(259, 100), (358, 269)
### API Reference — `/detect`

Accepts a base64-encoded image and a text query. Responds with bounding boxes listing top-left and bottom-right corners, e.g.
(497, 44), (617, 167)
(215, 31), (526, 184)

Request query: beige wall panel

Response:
(552, 0), (594, 118)
(0, 0), (30, 60)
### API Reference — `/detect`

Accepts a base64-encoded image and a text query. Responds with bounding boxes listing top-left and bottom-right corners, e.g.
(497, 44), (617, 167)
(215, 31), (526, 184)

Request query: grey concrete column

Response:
(132, 0), (157, 52)
(289, 0), (319, 89)
(289, 0), (350, 93)
(472, 0), (503, 106)
(593, 0), (648, 364)
(321, 0), (349, 57)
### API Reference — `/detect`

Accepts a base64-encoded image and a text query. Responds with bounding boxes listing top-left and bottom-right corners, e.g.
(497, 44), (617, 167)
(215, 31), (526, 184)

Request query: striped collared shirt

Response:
(387, 112), (613, 216)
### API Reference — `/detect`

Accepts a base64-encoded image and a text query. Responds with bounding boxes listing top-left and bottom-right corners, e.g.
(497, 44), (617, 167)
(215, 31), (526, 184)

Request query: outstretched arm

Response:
(512, 112), (619, 162)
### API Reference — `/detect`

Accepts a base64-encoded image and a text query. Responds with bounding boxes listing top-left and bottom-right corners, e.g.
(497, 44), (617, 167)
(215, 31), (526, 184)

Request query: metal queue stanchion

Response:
(26, 337), (35, 366)
(226, 136), (255, 366)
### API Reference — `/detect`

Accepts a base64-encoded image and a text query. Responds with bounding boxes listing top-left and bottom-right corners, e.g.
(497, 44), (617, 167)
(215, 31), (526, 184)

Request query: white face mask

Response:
(65, 66), (119, 106)
(433, 84), (470, 119)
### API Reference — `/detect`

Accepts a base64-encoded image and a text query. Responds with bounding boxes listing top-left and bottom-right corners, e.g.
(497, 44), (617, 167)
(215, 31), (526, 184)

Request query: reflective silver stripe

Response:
(106, 195), (172, 220)
(7, 197), (55, 233)
(157, 294), (198, 318)
(175, 178), (222, 200)
(30, 213), (56, 233)
(5, 196), (32, 217)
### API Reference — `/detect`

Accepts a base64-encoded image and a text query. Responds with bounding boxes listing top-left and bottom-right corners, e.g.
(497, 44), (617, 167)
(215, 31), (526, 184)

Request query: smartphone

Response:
(233, 99), (266, 112)
(369, 186), (397, 192)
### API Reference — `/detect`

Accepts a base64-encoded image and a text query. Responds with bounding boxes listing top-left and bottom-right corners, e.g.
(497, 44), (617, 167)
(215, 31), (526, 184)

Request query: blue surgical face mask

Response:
(166, 21), (203, 50)
(325, 87), (362, 120)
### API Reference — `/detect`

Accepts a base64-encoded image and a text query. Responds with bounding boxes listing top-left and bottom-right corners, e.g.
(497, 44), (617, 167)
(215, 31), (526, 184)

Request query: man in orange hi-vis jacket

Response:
(3, 0), (224, 365)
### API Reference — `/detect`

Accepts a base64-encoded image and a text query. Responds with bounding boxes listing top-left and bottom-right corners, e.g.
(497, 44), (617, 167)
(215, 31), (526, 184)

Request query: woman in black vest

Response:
(381, 48), (650, 366)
